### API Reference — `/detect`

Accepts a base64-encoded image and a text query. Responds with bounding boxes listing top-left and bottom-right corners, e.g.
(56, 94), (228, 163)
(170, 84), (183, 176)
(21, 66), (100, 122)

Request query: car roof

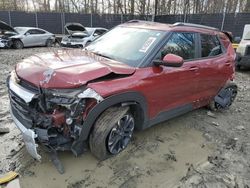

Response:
(85, 27), (107, 32)
(120, 20), (221, 35)
(14, 27), (47, 31)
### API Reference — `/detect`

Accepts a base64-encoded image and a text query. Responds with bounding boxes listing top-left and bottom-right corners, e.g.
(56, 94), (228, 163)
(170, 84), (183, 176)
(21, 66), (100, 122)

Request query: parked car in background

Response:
(236, 24), (250, 69)
(61, 22), (107, 48)
(7, 21), (237, 163)
(0, 20), (55, 49)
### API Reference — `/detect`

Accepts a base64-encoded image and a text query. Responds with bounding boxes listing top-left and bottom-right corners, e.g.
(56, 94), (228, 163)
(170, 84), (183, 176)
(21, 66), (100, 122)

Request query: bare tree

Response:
(0, 0), (250, 14)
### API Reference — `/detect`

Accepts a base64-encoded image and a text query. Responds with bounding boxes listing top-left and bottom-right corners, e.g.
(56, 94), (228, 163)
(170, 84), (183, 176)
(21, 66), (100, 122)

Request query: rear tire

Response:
(89, 106), (135, 160)
(208, 82), (237, 111)
(13, 40), (24, 49)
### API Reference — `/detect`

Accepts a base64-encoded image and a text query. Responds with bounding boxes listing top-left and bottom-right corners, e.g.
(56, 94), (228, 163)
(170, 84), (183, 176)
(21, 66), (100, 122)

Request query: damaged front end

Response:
(0, 36), (12, 48)
(7, 71), (103, 160)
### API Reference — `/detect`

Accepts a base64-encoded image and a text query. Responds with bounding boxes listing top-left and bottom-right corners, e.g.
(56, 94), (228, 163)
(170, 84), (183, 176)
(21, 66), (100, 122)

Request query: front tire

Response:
(13, 40), (24, 49)
(89, 106), (135, 160)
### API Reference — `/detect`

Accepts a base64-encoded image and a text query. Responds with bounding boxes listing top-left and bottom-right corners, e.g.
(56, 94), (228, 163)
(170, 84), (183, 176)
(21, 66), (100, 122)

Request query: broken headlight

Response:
(44, 88), (85, 112)
(47, 88), (84, 98)
(44, 87), (103, 113)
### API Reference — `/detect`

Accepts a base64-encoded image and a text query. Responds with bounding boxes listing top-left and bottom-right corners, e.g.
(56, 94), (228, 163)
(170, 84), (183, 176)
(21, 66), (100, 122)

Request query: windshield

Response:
(86, 26), (165, 67)
(14, 27), (27, 34)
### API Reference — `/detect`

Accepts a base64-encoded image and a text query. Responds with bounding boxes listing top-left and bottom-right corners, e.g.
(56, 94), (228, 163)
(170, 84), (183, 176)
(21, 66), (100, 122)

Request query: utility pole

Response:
(153, 0), (158, 22)
(221, 7), (226, 30)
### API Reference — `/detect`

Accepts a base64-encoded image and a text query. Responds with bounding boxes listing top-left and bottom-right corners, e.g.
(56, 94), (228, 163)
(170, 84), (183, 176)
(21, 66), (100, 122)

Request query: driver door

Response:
(142, 32), (200, 118)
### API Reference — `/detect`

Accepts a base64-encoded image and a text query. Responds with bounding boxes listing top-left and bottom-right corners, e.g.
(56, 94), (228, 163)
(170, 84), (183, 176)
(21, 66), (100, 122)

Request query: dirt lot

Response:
(0, 47), (249, 188)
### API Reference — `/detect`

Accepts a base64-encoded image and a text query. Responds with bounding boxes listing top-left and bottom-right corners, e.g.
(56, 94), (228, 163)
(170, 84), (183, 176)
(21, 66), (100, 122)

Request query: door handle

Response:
(225, 61), (231, 66)
(189, 67), (199, 71)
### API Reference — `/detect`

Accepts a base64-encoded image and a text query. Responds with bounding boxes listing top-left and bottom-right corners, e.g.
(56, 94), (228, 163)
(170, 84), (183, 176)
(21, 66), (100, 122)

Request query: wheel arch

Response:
(79, 91), (148, 142)
(11, 38), (24, 47)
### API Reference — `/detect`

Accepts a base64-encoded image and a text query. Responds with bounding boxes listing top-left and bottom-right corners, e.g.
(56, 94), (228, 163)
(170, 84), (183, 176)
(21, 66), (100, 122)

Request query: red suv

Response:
(7, 21), (237, 162)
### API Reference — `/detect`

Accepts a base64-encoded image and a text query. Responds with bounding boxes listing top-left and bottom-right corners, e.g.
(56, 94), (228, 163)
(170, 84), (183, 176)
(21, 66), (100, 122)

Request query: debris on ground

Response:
(0, 171), (18, 185)
(207, 111), (216, 118)
(0, 127), (10, 134)
(236, 125), (245, 131)
(211, 121), (220, 126)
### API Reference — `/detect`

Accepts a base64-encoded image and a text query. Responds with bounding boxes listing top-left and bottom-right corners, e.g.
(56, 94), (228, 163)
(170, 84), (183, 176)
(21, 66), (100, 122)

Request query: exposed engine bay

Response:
(0, 33), (13, 48)
(7, 71), (103, 159)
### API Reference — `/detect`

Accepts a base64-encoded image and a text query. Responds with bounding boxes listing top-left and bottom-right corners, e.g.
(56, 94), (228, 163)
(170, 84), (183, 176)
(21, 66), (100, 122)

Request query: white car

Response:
(61, 23), (108, 48)
(236, 24), (250, 69)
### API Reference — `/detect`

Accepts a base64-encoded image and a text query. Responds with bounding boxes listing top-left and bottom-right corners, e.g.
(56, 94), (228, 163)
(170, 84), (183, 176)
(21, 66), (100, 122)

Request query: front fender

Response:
(78, 91), (148, 141)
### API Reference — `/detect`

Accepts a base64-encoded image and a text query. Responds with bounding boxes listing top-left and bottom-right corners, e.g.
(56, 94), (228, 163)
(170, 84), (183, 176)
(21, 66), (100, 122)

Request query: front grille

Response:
(70, 39), (82, 42)
(9, 89), (34, 129)
(245, 46), (250, 56)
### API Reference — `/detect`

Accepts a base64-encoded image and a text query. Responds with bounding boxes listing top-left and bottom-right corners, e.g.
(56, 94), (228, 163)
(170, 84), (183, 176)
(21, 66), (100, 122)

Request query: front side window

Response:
(156, 32), (196, 60)
(200, 34), (222, 57)
(86, 27), (165, 67)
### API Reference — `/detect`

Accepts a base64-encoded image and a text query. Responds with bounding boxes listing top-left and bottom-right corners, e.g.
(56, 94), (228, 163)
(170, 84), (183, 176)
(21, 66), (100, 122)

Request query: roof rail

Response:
(173, 22), (219, 31)
(126, 20), (141, 23)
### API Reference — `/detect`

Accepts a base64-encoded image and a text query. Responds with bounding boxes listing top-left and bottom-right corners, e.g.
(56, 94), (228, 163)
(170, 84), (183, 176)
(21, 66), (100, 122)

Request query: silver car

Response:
(0, 20), (55, 49)
(61, 23), (107, 48)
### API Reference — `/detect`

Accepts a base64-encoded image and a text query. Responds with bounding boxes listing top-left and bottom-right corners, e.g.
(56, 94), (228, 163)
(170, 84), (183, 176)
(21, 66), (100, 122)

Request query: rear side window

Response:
(156, 32), (196, 60)
(200, 34), (222, 57)
(28, 29), (45, 35)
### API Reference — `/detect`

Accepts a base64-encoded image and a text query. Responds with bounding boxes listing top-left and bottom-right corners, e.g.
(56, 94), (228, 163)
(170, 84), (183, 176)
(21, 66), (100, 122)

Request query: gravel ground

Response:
(0, 47), (249, 188)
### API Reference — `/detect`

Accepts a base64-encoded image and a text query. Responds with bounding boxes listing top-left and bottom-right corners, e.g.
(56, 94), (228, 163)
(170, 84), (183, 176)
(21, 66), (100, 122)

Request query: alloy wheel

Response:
(107, 114), (135, 155)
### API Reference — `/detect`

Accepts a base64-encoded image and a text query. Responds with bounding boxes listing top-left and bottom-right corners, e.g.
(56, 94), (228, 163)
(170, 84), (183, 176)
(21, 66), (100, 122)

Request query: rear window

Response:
(200, 34), (223, 57)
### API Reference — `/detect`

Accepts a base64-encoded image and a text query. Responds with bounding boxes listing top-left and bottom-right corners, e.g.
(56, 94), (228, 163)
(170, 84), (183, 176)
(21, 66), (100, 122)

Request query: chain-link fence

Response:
(1, 11), (249, 37)
(0, 11), (152, 34)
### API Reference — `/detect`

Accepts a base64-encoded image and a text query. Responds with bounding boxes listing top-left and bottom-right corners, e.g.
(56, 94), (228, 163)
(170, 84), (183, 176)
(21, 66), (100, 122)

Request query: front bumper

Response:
(10, 108), (41, 160)
(0, 39), (12, 48)
(60, 41), (84, 48)
(8, 75), (41, 160)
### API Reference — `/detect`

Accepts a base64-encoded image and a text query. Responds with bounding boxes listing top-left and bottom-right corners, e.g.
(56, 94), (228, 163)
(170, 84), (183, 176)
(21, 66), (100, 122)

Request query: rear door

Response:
(194, 33), (229, 103)
(32, 29), (47, 45)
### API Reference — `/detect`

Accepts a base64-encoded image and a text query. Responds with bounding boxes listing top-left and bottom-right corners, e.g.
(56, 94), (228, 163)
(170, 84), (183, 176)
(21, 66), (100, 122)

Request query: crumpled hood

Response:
(65, 23), (87, 35)
(15, 49), (135, 89)
(0, 20), (17, 33)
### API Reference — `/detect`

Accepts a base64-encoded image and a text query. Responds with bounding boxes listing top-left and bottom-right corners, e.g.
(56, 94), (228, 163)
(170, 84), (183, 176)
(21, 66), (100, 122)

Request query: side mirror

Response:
(25, 32), (30, 36)
(153, 54), (184, 67)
